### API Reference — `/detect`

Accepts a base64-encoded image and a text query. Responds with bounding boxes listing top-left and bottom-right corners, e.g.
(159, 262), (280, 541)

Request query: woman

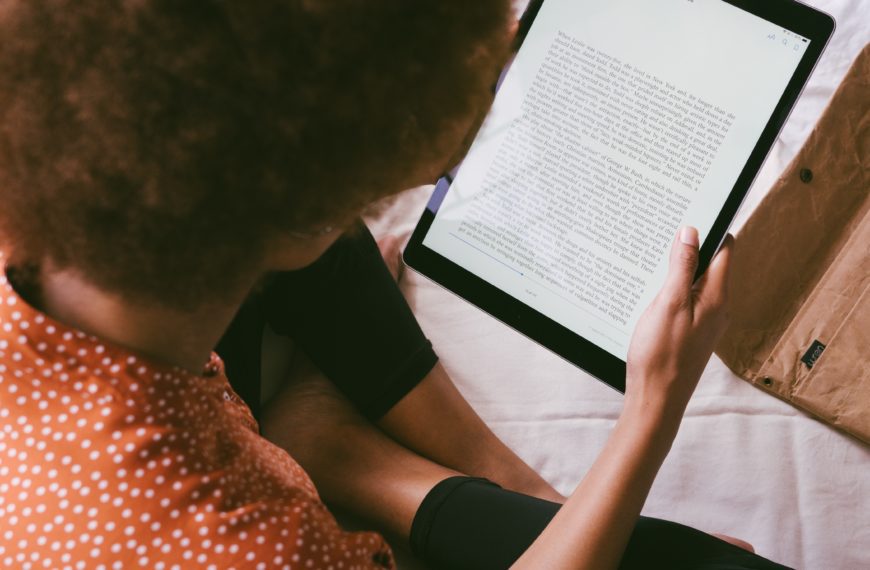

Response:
(0, 1), (787, 568)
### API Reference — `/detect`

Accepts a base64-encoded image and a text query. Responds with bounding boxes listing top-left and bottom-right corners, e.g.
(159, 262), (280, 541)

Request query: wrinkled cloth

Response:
(716, 43), (870, 444)
(0, 254), (394, 570)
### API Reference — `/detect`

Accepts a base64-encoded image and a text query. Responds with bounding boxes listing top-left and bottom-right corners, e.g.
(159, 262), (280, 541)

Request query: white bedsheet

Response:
(369, 2), (870, 567)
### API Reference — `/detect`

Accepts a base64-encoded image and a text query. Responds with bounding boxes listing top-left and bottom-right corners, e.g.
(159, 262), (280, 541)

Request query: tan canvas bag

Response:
(715, 43), (869, 445)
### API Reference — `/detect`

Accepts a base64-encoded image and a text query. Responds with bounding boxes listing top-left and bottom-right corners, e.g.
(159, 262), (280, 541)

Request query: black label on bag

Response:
(800, 340), (827, 369)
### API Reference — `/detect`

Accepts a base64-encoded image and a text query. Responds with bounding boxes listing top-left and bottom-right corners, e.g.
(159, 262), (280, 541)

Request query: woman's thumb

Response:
(662, 226), (700, 302)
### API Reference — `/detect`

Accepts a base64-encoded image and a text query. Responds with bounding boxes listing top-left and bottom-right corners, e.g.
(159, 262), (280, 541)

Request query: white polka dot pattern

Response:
(0, 253), (395, 569)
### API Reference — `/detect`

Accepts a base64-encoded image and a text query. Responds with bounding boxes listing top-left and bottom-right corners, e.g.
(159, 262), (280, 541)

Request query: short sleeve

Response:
(262, 222), (438, 421)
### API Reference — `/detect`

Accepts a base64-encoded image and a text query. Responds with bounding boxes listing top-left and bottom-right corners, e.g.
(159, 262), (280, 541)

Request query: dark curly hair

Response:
(0, 0), (512, 308)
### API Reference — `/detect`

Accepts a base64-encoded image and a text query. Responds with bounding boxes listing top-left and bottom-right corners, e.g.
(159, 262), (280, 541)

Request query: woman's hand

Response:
(512, 227), (734, 570)
(625, 226), (733, 427)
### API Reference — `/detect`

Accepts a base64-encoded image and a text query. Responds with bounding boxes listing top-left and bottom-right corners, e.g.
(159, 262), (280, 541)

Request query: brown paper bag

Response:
(715, 43), (870, 445)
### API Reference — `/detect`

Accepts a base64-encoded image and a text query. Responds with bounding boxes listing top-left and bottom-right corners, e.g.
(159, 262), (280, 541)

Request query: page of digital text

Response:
(424, 0), (809, 359)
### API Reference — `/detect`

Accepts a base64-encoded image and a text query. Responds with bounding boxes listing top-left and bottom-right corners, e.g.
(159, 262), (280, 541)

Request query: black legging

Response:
(216, 224), (792, 570)
(411, 477), (791, 570)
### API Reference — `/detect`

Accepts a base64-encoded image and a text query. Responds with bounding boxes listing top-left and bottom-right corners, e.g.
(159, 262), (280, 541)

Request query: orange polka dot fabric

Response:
(0, 256), (395, 569)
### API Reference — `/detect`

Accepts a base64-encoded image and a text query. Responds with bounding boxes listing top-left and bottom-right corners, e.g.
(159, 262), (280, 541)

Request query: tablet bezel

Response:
(403, 0), (835, 393)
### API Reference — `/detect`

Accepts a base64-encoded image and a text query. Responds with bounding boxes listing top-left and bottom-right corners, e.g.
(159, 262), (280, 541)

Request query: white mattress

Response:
(368, 2), (870, 567)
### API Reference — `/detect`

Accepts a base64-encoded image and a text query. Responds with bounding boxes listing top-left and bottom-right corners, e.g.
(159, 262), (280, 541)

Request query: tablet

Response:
(404, 0), (834, 392)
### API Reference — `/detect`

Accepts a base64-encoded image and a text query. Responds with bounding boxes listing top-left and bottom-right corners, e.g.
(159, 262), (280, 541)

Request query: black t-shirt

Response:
(217, 222), (438, 422)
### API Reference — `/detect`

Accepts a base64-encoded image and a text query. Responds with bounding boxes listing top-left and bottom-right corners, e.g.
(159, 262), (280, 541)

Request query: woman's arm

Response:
(377, 360), (565, 503)
(355, 231), (565, 502)
(513, 227), (733, 569)
(260, 226), (563, 504)
(260, 354), (461, 539)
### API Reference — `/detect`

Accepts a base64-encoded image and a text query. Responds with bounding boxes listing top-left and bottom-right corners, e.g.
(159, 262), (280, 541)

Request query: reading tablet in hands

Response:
(404, 0), (834, 392)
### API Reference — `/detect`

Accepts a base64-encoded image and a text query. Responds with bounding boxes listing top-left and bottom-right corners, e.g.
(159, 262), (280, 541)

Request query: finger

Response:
(711, 533), (755, 553)
(696, 233), (733, 314)
(662, 226), (700, 304)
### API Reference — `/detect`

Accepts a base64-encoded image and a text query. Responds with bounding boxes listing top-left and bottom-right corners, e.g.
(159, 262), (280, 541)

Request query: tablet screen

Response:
(422, 0), (811, 360)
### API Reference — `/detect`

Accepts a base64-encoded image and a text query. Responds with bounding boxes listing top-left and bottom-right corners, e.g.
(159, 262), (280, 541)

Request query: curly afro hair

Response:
(0, 0), (513, 308)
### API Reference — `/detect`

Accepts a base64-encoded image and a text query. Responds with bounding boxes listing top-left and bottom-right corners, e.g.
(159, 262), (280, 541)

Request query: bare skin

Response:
(37, 260), (257, 373)
(512, 227), (740, 569)
(378, 361), (563, 503)
(261, 354), (459, 539)
(373, 234), (561, 501)
(37, 226), (346, 372)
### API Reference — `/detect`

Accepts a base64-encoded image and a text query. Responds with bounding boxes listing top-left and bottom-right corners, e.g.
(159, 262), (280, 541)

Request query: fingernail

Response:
(680, 226), (699, 247)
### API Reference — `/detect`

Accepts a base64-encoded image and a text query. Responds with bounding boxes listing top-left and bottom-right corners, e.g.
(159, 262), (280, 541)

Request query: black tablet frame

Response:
(404, 0), (835, 393)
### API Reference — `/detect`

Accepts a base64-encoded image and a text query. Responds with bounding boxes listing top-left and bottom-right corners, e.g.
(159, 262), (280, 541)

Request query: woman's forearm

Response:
(378, 361), (565, 502)
(261, 361), (460, 539)
(513, 229), (733, 569)
(512, 399), (679, 570)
